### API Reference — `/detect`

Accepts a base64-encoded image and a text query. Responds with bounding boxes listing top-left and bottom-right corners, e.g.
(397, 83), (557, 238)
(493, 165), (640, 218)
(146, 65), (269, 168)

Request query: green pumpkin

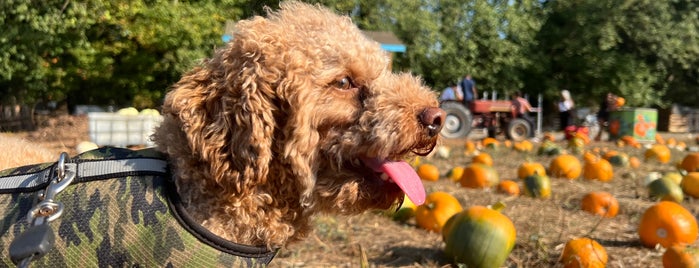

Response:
(523, 174), (551, 199)
(648, 177), (684, 203)
(568, 137), (585, 155)
(537, 140), (562, 156)
(608, 153), (630, 167)
(442, 205), (516, 268)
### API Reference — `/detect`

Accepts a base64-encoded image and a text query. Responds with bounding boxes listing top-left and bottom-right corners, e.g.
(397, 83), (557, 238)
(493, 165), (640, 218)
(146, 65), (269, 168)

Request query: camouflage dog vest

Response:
(0, 147), (276, 267)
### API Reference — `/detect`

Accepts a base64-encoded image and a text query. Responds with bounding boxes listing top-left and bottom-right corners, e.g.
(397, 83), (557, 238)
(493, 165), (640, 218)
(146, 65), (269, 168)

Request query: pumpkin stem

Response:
(490, 201), (506, 212)
(427, 202), (436, 210)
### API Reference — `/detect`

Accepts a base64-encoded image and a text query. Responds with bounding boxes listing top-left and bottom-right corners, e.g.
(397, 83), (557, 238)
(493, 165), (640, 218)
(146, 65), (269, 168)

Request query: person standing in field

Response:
(439, 82), (463, 102)
(594, 92), (619, 141)
(460, 74), (478, 106)
(557, 89), (575, 130)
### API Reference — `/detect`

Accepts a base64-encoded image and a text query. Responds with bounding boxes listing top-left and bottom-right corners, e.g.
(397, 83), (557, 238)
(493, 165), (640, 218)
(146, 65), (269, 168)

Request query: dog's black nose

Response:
(419, 107), (445, 137)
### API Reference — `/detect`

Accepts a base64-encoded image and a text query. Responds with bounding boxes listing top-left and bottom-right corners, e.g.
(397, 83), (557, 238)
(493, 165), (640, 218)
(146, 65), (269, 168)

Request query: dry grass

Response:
(272, 137), (699, 267)
(5, 115), (699, 267)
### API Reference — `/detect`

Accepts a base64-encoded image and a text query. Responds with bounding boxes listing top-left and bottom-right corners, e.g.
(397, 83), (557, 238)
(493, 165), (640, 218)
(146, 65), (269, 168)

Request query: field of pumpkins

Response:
(273, 133), (699, 267)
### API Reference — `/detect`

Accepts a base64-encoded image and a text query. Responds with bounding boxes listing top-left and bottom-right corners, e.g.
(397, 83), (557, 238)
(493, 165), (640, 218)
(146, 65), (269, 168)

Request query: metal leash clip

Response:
(9, 152), (76, 268)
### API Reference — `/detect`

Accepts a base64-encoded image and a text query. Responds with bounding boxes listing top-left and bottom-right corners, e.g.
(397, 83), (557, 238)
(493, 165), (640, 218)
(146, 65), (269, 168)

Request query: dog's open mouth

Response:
(359, 157), (426, 205)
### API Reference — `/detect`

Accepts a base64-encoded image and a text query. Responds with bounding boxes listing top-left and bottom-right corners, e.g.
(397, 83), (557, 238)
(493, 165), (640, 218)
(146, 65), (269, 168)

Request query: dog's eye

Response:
(334, 77), (354, 90)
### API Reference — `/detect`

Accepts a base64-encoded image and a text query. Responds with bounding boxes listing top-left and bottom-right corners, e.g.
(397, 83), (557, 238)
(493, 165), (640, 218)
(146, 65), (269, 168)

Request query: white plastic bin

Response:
(88, 112), (163, 147)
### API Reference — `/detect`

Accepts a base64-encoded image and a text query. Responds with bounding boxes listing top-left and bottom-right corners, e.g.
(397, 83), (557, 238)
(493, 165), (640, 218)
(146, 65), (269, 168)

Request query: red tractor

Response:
(439, 96), (541, 141)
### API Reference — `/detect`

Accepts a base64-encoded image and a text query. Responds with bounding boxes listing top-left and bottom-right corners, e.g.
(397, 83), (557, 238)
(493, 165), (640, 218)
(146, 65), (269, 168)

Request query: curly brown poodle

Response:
(152, 1), (444, 250)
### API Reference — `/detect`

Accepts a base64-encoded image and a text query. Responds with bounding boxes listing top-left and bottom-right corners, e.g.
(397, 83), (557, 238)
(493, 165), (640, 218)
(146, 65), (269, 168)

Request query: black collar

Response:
(164, 177), (278, 265)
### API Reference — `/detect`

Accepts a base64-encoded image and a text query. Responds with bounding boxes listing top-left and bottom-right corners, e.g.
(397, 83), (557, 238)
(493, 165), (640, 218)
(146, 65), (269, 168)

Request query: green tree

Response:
(0, 0), (243, 110)
(0, 0), (93, 105)
(66, 0), (243, 109)
(382, 0), (544, 95)
(532, 0), (699, 107)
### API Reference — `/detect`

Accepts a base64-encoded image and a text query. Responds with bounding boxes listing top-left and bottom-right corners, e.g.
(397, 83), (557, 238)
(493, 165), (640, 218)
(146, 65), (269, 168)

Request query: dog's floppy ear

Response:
(232, 12), (321, 208)
(158, 39), (279, 195)
(277, 78), (322, 208)
(159, 13), (320, 204)
(226, 9), (321, 208)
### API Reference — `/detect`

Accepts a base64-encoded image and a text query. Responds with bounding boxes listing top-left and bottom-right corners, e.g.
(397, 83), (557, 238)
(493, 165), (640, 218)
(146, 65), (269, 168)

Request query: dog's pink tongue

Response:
(362, 158), (426, 205)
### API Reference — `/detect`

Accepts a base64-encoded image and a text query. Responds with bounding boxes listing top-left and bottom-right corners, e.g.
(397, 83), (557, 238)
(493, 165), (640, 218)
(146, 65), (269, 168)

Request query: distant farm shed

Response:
(361, 31), (406, 53)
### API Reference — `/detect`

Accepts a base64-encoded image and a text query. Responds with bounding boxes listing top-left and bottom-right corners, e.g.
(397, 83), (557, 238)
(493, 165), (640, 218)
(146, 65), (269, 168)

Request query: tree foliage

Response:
(533, 0), (699, 107)
(1, 0), (698, 111)
(0, 0), (93, 104)
(382, 0), (545, 96)
(1, 0), (241, 109)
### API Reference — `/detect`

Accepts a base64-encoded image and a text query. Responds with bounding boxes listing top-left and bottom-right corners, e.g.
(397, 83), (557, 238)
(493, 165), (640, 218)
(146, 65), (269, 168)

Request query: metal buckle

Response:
(26, 152), (75, 225)
(11, 152), (74, 267)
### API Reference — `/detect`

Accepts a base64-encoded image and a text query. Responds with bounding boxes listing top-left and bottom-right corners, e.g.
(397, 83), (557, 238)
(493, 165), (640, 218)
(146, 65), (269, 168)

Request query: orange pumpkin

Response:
(517, 161), (546, 179)
(680, 153), (699, 173)
(583, 158), (614, 182)
(549, 154), (582, 180)
(460, 163), (499, 189)
(415, 191), (463, 233)
(645, 144), (672, 164)
(583, 151), (599, 163)
(663, 245), (699, 268)
(543, 132), (556, 142)
(503, 140), (513, 148)
(574, 132), (591, 144)
(497, 180), (520, 196)
(408, 156), (421, 168)
(417, 163), (440, 181)
(481, 137), (499, 149)
(667, 138), (678, 148)
(602, 150), (618, 160)
(629, 156), (641, 168)
(638, 201), (699, 248)
(680, 172), (699, 199)
(621, 135), (638, 146)
(615, 139), (626, 148)
(472, 153), (493, 167)
(464, 140), (477, 155)
(581, 191), (619, 218)
(615, 96), (625, 107)
(560, 237), (608, 268)
(447, 166), (465, 182)
(656, 134), (666, 145)
(514, 140), (534, 152)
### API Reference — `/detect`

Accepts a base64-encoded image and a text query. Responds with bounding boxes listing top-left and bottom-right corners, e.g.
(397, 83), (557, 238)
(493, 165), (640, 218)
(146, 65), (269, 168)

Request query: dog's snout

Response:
(419, 107), (445, 137)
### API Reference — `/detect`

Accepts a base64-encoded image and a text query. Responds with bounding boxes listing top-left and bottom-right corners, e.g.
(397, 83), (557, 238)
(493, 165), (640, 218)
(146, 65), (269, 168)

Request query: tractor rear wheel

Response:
(506, 118), (532, 141)
(440, 101), (473, 139)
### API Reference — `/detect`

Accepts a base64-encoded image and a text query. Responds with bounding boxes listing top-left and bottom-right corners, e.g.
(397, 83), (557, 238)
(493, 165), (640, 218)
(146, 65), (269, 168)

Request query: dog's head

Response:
(157, 1), (443, 222)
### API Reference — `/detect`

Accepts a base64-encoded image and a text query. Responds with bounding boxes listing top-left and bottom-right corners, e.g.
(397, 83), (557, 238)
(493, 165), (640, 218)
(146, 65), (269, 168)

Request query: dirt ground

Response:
(6, 115), (699, 267)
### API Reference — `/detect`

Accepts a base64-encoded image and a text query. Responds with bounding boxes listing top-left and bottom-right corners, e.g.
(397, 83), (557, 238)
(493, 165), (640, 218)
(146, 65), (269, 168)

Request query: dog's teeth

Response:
(353, 159), (361, 166)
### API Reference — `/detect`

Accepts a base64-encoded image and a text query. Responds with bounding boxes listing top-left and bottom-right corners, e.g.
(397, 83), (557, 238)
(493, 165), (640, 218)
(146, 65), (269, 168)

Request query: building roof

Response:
(362, 31), (406, 53)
